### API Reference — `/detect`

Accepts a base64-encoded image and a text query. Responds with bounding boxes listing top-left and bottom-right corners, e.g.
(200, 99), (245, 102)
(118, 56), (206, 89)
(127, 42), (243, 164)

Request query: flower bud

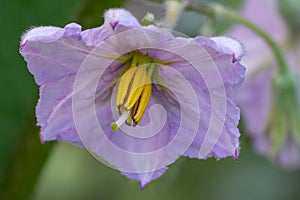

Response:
(266, 71), (300, 166)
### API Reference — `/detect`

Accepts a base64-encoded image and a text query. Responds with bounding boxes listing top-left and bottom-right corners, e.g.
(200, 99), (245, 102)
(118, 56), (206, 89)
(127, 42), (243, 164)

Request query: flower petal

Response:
(37, 75), (83, 145)
(208, 36), (244, 62)
(104, 8), (141, 31)
(81, 26), (112, 47)
(20, 21), (121, 144)
(20, 23), (92, 85)
(157, 36), (245, 159)
(122, 167), (168, 189)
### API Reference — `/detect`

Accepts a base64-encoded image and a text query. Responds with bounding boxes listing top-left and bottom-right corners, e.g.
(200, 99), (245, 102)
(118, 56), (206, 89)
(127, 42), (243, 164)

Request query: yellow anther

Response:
(116, 67), (136, 114)
(133, 83), (152, 124)
(124, 66), (148, 110)
(112, 54), (155, 131)
(116, 56), (138, 114)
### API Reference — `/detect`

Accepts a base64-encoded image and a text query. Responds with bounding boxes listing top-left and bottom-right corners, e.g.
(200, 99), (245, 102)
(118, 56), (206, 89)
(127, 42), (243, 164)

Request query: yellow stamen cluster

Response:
(111, 54), (155, 131)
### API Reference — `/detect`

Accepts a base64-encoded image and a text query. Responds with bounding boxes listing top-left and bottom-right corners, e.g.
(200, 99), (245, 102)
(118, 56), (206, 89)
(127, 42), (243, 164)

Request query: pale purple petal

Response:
(20, 22), (116, 145)
(20, 23), (92, 85)
(37, 75), (82, 146)
(210, 36), (244, 62)
(21, 26), (62, 45)
(157, 36), (245, 159)
(104, 8), (141, 31)
(81, 26), (112, 47)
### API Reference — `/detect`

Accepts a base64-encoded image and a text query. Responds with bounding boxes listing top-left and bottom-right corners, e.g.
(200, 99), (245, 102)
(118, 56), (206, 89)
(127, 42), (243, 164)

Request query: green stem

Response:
(186, 2), (289, 74)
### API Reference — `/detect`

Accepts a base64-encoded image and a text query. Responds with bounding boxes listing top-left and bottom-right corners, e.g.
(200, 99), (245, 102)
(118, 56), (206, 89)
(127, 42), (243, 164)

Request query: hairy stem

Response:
(186, 2), (289, 74)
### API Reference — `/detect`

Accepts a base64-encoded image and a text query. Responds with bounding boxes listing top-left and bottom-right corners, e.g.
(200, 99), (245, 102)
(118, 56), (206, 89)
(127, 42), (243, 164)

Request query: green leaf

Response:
(0, 115), (55, 200)
(0, 0), (82, 184)
(0, 0), (127, 199)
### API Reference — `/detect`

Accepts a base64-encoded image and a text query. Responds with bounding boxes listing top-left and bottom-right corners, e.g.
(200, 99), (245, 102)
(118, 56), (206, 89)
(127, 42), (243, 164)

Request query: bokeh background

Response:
(0, 0), (299, 199)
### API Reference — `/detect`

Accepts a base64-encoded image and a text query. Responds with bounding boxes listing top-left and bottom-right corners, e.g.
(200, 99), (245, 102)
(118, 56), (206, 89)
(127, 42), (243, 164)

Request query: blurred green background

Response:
(0, 0), (299, 199)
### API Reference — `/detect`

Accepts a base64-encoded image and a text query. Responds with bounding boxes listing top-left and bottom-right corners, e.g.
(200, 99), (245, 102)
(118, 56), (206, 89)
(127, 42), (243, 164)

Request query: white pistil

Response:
(111, 110), (130, 131)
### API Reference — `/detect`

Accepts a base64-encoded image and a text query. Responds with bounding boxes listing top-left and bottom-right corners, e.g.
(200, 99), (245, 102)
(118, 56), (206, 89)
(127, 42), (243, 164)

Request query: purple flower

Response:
(20, 9), (245, 187)
(230, 0), (300, 167)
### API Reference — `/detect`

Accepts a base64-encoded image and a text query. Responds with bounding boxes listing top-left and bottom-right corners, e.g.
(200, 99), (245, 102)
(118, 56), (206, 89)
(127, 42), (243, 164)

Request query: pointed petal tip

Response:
(62, 23), (82, 38)
(210, 36), (245, 62)
(139, 181), (147, 190)
(20, 23), (82, 49)
(104, 8), (140, 30)
(20, 26), (62, 46)
(233, 148), (239, 161)
(40, 133), (46, 144)
(104, 8), (134, 19)
(121, 167), (168, 189)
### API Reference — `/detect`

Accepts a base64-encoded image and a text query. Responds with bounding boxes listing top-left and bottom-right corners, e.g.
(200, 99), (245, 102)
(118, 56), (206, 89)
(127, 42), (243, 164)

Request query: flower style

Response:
(230, 0), (300, 167)
(20, 9), (245, 187)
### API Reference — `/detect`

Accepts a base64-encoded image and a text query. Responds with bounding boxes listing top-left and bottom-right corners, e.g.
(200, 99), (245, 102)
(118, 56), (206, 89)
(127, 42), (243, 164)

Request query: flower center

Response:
(111, 54), (156, 131)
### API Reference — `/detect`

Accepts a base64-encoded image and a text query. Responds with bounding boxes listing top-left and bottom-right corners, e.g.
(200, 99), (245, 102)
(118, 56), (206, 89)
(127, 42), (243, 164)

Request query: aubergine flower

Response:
(230, 0), (300, 167)
(20, 9), (245, 187)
